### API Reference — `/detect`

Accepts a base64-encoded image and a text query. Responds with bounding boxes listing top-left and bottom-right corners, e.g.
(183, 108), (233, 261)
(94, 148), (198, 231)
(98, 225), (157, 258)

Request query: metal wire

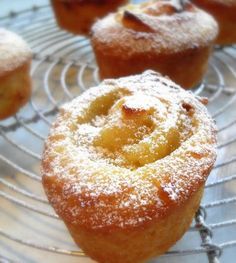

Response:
(0, 4), (236, 263)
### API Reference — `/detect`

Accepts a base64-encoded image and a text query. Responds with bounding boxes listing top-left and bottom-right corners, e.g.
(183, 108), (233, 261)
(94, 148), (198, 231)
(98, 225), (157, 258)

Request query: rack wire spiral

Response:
(0, 4), (236, 263)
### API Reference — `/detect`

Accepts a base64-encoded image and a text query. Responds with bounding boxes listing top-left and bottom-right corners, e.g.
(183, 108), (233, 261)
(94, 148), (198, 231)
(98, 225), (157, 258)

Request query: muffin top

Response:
(92, 0), (218, 56)
(0, 28), (32, 77)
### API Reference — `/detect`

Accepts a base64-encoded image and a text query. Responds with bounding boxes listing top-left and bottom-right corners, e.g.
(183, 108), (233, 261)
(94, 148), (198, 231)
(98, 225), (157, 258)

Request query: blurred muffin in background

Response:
(192, 0), (236, 45)
(51, 0), (128, 36)
(91, 0), (218, 89)
(0, 28), (32, 120)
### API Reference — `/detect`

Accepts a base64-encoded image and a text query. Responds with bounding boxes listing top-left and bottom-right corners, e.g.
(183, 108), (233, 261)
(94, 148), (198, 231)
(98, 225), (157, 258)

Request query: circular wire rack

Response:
(0, 4), (236, 263)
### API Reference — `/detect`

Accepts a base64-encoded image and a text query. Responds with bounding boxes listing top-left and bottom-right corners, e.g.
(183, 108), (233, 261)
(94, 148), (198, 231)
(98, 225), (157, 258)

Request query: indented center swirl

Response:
(93, 92), (194, 168)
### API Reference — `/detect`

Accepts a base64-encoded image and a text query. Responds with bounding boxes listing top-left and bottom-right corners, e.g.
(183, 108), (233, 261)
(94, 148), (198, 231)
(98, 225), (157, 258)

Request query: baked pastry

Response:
(91, 0), (218, 89)
(42, 71), (217, 263)
(51, 0), (128, 35)
(0, 28), (32, 120)
(192, 0), (236, 44)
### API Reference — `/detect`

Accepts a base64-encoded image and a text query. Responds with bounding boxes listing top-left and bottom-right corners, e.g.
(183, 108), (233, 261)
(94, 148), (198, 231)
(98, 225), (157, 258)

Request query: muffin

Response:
(91, 0), (218, 89)
(0, 28), (32, 120)
(51, 0), (128, 35)
(192, 0), (236, 44)
(42, 70), (217, 263)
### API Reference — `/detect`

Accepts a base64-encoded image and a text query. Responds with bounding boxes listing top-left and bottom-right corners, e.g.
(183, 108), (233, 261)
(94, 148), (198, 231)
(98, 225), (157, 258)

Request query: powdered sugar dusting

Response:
(42, 70), (217, 230)
(123, 93), (161, 111)
(0, 28), (32, 76)
(91, 1), (218, 57)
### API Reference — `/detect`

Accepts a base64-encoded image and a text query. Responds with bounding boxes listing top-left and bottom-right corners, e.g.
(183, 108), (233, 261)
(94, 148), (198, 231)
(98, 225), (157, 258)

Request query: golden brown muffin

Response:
(42, 70), (217, 263)
(91, 0), (218, 89)
(192, 0), (236, 44)
(51, 0), (128, 35)
(0, 28), (32, 120)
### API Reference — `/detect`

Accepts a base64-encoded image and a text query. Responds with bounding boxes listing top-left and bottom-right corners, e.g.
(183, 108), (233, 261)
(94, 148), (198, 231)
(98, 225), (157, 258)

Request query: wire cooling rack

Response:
(0, 4), (236, 263)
